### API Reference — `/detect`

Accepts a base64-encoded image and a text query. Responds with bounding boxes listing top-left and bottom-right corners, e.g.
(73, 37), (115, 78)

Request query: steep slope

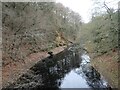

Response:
(2, 2), (82, 66)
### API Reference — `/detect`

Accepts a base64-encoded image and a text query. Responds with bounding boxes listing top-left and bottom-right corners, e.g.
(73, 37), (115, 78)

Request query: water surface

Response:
(4, 46), (109, 89)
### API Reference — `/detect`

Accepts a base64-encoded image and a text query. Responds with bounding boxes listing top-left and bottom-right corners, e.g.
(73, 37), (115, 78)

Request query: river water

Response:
(3, 46), (110, 89)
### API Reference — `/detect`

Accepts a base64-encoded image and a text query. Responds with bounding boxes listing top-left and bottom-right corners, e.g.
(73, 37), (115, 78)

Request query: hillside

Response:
(76, 9), (119, 88)
(2, 2), (82, 66)
(77, 11), (118, 56)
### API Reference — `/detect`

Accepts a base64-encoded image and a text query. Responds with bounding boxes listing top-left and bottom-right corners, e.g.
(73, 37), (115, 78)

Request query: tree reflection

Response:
(5, 48), (109, 89)
(31, 49), (81, 88)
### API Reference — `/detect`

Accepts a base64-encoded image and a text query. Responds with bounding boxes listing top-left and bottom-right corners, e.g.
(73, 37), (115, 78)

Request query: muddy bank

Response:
(90, 51), (118, 88)
(2, 46), (66, 88)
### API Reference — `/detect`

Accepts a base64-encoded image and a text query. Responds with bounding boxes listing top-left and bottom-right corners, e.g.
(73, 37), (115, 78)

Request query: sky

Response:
(56, 0), (119, 23)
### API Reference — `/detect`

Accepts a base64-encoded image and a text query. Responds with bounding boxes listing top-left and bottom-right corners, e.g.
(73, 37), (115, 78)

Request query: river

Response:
(3, 45), (111, 89)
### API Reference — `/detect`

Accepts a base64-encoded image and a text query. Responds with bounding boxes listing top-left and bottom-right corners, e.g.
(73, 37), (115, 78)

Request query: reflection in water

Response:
(60, 70), (91, 88)
(5, 47), (109, 89)
(77, 54), (108, 89)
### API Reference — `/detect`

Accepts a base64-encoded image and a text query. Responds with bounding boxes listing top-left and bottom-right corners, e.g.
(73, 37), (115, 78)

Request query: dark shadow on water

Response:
(3, 46), (112, 89)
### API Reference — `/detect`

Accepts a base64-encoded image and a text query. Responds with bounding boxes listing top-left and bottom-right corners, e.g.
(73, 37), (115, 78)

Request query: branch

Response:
(22, 2), (29, 10)
(104, 1), (113, 15)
